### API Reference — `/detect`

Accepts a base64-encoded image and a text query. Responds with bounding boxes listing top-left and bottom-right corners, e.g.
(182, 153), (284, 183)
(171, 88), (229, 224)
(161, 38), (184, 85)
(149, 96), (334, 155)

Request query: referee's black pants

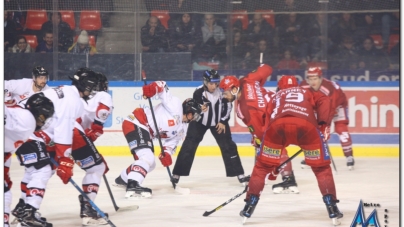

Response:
(173, 120), (245, 177)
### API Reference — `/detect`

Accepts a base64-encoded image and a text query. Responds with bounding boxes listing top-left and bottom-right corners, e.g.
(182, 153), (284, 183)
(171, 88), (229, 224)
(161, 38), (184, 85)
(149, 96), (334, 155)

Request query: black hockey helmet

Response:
(182, 98), (202, 122)
(203, 69), (220, 83)
(32, 66), (49, 78)
(25, 92), (55, 129)
(70, 68), (99, 93)
(95, 72), (109, 92)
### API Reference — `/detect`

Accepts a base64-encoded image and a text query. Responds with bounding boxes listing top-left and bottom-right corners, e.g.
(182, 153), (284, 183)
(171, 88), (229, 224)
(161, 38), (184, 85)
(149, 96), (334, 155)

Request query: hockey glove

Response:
(142, 81), (164, 98)
(267, 168), (279, 181)
(319, 124), (330, 141)
(159, 151), (172, 167)
(56, 157), (74, 184)
(85, 123), (104, 142)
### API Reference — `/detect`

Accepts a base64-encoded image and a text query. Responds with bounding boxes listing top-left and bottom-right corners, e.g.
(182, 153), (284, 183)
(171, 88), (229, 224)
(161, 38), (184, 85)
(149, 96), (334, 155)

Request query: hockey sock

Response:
(312, 165), (337, 200)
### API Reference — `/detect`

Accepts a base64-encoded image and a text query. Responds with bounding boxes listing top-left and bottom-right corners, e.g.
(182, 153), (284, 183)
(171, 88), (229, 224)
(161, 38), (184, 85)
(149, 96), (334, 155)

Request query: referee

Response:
(172, 70), (249, 185)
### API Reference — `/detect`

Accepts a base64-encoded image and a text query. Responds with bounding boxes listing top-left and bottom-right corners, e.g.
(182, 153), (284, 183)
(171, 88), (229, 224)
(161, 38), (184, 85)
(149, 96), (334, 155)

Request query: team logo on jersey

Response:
(22, 153), (38, 164)
(129, 140), (137, 149)
(168, 119), (175, 127)
(76, 156), (95, 168)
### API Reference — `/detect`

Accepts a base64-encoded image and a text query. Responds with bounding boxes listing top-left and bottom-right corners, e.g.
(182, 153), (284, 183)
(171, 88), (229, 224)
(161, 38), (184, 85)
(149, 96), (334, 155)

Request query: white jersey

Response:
(4, 105), (36, 153)
(81, 91), (114, 130)
(5, 78), (50, 105)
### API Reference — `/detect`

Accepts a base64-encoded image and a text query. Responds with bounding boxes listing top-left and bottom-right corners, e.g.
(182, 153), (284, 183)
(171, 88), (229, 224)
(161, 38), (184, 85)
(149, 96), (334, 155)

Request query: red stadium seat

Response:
(370, 34), (383, 49)
(388, 34), (399, 53)
(198, 62), (219, 70)
(255, 10), (275, 28)
(151, 10), (170, 29)
(60, 10), (75, 30)
(231, 10), (249, 30)
(74, 34), (96, 47)
(25, 10), (48, 30)
(307, 61), (328, 70)
(23, 35), (38, 49)
(79, 11), (102, 31)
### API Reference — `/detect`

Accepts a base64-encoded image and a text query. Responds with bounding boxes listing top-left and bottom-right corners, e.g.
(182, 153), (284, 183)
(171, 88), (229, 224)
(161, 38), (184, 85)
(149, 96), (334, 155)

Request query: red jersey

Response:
(236, 69), (274, 143)
(268, 86), (332, 127)
(300, 78), (347, 110)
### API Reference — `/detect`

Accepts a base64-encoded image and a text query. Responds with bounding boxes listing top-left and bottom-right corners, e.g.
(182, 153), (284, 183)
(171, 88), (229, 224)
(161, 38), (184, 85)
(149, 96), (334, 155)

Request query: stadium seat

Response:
(198, 62), (219, 70)
(25, 10), (48, 30)
(60, 10), (75, 30)
(388, 34), (399, 53)
(307, 61), (328, 70)
(79, 11), (102, 31)
(23, 35), (38, 49)
(255, 10), (275, 28)
(74, 34), (96, 47)
(370, 34), (383, 49)
(231, 10), (249, 30)
(151, 10), (170, 29)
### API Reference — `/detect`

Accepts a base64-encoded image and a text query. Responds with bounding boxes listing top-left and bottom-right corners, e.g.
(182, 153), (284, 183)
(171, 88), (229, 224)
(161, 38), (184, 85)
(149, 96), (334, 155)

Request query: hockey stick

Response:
(102, 175), (139, 211)
(141, 70), (189, 194)
(50, 158), (116, 227)
(203, 149), (303, 217)
(326, 142), (338, 173)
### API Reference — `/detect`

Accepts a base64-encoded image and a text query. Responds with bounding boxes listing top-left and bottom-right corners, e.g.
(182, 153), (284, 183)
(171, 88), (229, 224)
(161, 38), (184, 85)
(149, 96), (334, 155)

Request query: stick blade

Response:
(117, 205), (139, 212)
(203, 211), (212, 217)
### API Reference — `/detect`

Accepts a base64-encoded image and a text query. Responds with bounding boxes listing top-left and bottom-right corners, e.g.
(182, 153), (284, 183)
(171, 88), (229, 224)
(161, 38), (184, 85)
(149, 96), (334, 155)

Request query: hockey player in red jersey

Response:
(220, 64), (299, 194)
(300, 67), (355, 170)
(239, 75), (343, 226)
(114, 81), (202, 199)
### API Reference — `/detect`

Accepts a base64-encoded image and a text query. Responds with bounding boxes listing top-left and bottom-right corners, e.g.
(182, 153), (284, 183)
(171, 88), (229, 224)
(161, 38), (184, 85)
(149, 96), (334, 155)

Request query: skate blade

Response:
(112, 183), (127, 189)
(301, 164), (311, 169)
(241, 217), (248, 225)
(125, 191), (152, 200)
(331, 217), (341, 226)
(175, 186), (190, 195)
(272, 186), (300, 194)
(11, 217), (19, 225)
(348, 166), (354, 171)
(82, 217), (108, 226)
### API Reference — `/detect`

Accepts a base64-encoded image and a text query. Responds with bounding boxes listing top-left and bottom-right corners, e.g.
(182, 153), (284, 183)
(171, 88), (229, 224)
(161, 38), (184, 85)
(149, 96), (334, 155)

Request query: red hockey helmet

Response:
(306, 67), (323, 78)
(219, 76), (240, 92)
(278, 75), (298, 90)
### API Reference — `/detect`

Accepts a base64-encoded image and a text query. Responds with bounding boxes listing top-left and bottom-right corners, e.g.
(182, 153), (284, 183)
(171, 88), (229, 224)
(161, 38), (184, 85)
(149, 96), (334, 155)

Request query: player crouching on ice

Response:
(114, 81), (202, 199)
(239, 75), (343, 225)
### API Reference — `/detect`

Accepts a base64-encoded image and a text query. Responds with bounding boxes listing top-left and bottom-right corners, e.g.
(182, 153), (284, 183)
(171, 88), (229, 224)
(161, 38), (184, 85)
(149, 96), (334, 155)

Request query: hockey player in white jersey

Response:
(114, 81), (202, 199)
(11, 68), (99, 227)
(5, 66), (50, 106)
(4, 93), (55, 227)
(72, 71), (113, 225)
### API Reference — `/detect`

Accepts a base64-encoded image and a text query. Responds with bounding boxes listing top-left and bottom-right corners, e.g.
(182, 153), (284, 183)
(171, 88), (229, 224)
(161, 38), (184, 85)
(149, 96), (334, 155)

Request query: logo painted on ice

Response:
(350, 200), (380, 227)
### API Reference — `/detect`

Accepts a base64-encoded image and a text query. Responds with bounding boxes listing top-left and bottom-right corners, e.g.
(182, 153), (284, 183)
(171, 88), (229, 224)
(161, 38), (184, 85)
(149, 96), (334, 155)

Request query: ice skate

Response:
(272, 173), (299, 194)
(125, 179), (152, 199)
(323, 194), (343, 226)
(346, 156), (355, 170)
(300, 160), (310, 169)
(112, 175), (127, 188)
(239, 195), (259, 225)
(238, 175), (250, 186)
(16, 204), (52, 227)
(79, 195), (108, 226)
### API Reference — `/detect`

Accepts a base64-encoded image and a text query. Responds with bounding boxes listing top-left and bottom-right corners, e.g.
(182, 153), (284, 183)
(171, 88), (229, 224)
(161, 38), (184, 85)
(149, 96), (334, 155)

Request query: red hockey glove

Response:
(56, 157), (74, 184)
(267, 168), (279, 181)
(159, 151), (172, 167)
(85, 123), (104, 142)
(319, 124), (330, 141)
(142, 81), (164, 98)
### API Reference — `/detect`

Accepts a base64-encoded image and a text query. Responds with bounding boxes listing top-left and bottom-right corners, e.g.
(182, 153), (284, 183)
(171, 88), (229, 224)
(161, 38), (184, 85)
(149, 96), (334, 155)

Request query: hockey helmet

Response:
(219, 76), (240, 92)
(25, 92), (55, 129)
(32, 66), (49, 78)
(306, 67), (323, 78)
(203, 70), (220, 84)
(277, 75), (298, 90)
(182, 98), (202, 122)
(95, 72), (109, 92)
(70, 68), (99, 93)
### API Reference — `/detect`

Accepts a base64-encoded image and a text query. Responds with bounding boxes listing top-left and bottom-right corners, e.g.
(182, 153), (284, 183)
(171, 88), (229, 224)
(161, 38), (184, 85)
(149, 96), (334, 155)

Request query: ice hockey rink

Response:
(8, 153), (399, 227)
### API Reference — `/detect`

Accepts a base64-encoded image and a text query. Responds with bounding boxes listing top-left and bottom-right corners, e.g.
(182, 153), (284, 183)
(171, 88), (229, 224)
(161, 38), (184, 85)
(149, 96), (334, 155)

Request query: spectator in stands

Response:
(226, 30), (249, 69)
(276, 49), (301, 70)
(168, 13), (200, 52)
(68, 30), (97, 55)
(10, 36), (34, 53)
(36, 29), (54, 53)
(141, 16), (168, 53)
(388, 41), (399, 70)
(168, 0), (192, 12)
(245, 39), (277, 69)
(4, 10), (17, 52)
(330, 35), (359, 70)
(381, 12), (400, 49)
(357, 37), (389, 70)
(246, 13), (274, 49)
(329, 13), (357, 46)
(40, 12), (74, 52)
(354, 13), (382, 45)
(306, 13), (336, 62)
